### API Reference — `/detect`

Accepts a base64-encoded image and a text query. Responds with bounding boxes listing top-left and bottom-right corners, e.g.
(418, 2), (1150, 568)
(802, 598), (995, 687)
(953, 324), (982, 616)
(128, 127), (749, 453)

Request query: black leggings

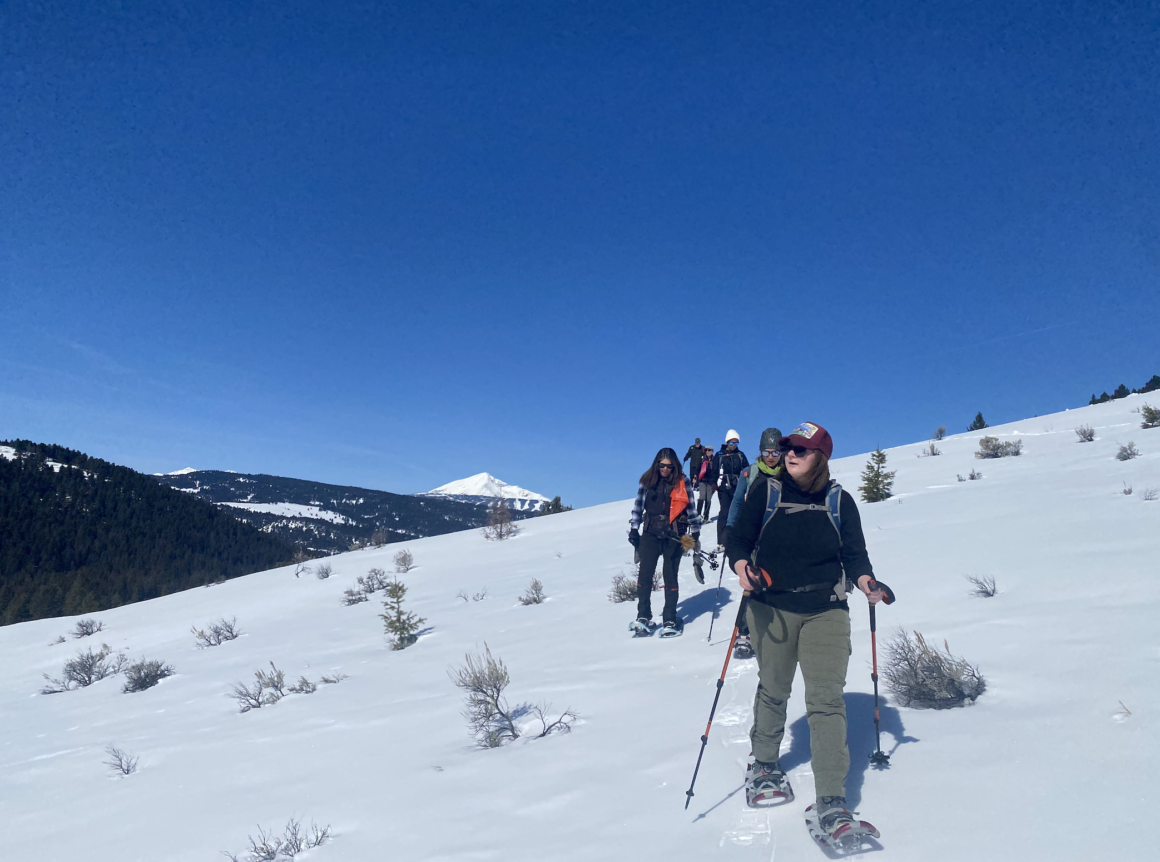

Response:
(637, 532), (682, 623)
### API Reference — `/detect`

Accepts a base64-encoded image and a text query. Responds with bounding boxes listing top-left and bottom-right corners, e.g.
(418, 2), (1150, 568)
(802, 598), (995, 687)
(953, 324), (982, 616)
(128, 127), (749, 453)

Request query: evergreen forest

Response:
(0, 441), (294, 624)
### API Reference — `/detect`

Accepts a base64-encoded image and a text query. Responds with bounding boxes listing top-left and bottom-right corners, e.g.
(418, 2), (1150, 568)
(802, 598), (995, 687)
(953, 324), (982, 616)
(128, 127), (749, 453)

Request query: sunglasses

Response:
(761, 449), (781, 458)
(786, 446), (812, 457)
(658, 462), (675, 469)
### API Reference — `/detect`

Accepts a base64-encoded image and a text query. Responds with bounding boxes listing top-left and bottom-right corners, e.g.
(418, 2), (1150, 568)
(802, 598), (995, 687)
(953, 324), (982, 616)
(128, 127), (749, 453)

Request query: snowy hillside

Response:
(423, 472), (550, 512)
(2, 397), (1158, 861)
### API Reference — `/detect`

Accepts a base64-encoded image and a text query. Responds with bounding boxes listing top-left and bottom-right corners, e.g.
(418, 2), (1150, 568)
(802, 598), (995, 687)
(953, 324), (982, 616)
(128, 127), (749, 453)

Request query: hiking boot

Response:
(817, 796), (855, 835)
(744, 759), (793, 806)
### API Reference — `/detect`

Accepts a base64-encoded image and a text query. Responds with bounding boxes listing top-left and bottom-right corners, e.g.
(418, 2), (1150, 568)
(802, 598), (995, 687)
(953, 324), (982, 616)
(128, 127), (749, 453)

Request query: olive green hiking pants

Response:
(746, 601), (851, 799)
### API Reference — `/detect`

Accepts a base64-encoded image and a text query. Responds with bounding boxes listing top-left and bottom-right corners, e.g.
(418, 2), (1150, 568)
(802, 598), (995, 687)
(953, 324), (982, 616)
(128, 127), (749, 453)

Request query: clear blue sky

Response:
(3, 0), (1158, 507)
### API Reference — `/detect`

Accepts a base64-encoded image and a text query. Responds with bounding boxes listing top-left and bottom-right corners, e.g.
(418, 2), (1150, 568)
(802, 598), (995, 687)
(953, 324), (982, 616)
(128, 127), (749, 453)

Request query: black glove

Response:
(628, 528), (640, 549)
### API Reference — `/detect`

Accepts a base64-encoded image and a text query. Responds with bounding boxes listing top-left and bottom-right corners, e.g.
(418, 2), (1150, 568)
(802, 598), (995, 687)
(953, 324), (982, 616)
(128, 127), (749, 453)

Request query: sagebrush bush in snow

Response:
(41, 644), (128, 693)
(472, 587), (488, 602)
(450, 644), (519, 747)
(882, 628), (985, 709)
(1122, 482), (1133, 496)
(1116, 442), (1140, 461)
(104, 744), (138, 776)
(315, 562), (333, 580)
(380, 577), (426, 650)
(191, 616), (241, 648)
(224, 819), (331, 862)
(965, 574), (997, 597)
(394, 548), (414, 572)
(608, 573), (636, 603)
(319, 672), (349, 685)
(976, 436), (1023, 458)
(1075, 425), (1095, 442)
(1141, 488), (1158, 502)
(917, 442), (941, 457)
(969, 468), (983, 480)
(292, 548), (312, 579)
(341, 588), (369, 606)
(50, 635), (66, 645)
(361, 567), (390, 593)
(230, 662), (289, 712)
(71, 618), (104, 638)
(519, 578), (546, 605)
(288, 676), (317, 694)
(1141, 403), (1160, 429)
(933, 425), (947, 441)
(371, 527), (389, 548)
(122, 658), (175, 693)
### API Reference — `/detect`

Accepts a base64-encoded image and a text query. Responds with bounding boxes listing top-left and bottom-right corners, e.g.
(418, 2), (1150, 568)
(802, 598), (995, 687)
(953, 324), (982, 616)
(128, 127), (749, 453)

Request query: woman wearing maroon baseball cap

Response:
(724, 421), (887, 842)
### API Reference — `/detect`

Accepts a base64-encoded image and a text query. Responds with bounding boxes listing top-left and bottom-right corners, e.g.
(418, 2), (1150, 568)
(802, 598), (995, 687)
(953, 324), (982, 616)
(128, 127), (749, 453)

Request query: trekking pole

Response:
(705, 561), (727, 642)
(684, 591), (751, 809)
(866, 578), (896, 768)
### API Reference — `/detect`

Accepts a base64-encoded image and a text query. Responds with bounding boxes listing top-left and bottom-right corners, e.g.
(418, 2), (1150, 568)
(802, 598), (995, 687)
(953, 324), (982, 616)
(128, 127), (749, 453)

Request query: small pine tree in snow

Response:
(858, 448), (896, 503)
(380, 577), (426, 650)
(1141, 403), (1160, 429)
(1112, 383), (1131, 399)
(967, 412), (988, 431)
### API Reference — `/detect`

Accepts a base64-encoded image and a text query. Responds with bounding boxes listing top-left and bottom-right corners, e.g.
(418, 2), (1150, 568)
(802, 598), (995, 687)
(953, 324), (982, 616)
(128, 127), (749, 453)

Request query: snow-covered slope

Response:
(423, 472), (550, 511)
(2, 397), (1158, 861)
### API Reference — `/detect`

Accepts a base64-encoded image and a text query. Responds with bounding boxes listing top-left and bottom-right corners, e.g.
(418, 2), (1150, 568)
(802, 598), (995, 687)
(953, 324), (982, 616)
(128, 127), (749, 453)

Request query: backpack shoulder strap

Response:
(826, 482), (843, 547)
(759, 478), (783, 535)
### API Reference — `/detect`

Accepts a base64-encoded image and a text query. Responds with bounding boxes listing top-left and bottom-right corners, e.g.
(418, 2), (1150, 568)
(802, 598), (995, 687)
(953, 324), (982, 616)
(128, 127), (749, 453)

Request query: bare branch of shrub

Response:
(71, 618), (104, 638)
(917, 442), (941, 457)
(104, 744), (138, 776)
(292, 547), (312, 579)
(530, 703), (578, 737)
(882, 628), (985, 709)
(450, 644), (520, 747)
(123, 658), (175, 693)
(371, 527), (389, 548)
(964, 573), (997, 597)
(975, 436), (1023, 458)
(315, 562), (333, 580)
(394, 548), (414, 572)
(341, 588), (369, 606)
(472, 587), (488, 602)
(319, 672), (349, 685)
(1141, 488), (1158, 502)
(192, 617), (241, 648)
(50, 635), (66, 645)
(224, 817), (332, 862)
(1075, 424), (1095, 442)
(519, 578), (546, 605)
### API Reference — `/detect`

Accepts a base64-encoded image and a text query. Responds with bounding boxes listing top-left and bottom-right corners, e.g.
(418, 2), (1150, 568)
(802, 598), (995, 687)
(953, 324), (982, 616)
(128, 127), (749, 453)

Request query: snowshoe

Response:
(733, 633), (754, 659)
(744, 759), (793, 807)
(629, 618), (655, 637)
(804, 798), (880, 855)
(658, 618), (684, 638)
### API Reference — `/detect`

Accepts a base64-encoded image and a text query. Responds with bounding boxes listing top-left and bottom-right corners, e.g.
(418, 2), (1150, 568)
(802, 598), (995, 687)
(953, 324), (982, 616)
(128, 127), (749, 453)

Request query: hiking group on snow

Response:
(629, 422), (890, 853)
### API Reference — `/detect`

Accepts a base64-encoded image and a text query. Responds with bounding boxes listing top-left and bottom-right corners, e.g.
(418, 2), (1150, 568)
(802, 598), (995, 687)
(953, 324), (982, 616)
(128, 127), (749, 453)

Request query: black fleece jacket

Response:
(725, 475), (874, 614)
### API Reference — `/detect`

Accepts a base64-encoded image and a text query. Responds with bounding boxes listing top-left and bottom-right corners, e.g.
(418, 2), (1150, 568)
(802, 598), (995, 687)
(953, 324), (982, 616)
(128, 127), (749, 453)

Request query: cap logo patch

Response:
(792, 422), (819, 439)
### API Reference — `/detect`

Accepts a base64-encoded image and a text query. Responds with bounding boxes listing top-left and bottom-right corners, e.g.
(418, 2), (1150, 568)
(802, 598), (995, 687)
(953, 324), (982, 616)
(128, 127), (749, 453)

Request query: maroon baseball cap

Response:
(778, 422), (834, 459)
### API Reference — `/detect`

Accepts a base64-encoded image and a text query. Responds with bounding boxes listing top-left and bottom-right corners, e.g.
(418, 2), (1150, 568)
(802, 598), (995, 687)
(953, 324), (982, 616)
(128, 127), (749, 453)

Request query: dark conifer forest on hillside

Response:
(0, 441), (294, 625)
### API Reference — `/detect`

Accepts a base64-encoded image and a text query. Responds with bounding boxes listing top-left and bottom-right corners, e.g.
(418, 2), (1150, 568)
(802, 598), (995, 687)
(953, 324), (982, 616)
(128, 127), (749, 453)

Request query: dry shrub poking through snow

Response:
(1142, 488), (1158, 502)
(394, 548), (414, 572)
(882, 629), (985, 709)
(222, 818), (331, 862)
(1116, 442), (1140, 461)
(315, 562), (333, 580)
(964, 574), (997, 597)
(122, 658), (175, 693)
(191, 616), (241, 648)
(976, 436), (1023, 458)
(41, 644), (128, 694)
(933, 425), (947, 441)
(230, 662), (289, 712)
(104, 744), (138, 776)
(449, 644), (575, 748)
(71, 618), (104, 638)
(1075, 425), (1095, 442)
(519, 578), (546, 605)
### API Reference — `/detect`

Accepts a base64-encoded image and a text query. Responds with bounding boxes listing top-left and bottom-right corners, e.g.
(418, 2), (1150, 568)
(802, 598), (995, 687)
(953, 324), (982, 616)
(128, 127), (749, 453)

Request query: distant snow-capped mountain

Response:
(422, 472), (549, 511)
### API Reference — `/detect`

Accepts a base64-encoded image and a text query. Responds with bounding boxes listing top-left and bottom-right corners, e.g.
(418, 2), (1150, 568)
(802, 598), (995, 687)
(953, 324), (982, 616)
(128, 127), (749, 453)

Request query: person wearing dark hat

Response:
(723, 427), (784, 658)
(695, 444), (716, 521)
(682, 438), (705, 483)
(725, 421), (886, 839)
